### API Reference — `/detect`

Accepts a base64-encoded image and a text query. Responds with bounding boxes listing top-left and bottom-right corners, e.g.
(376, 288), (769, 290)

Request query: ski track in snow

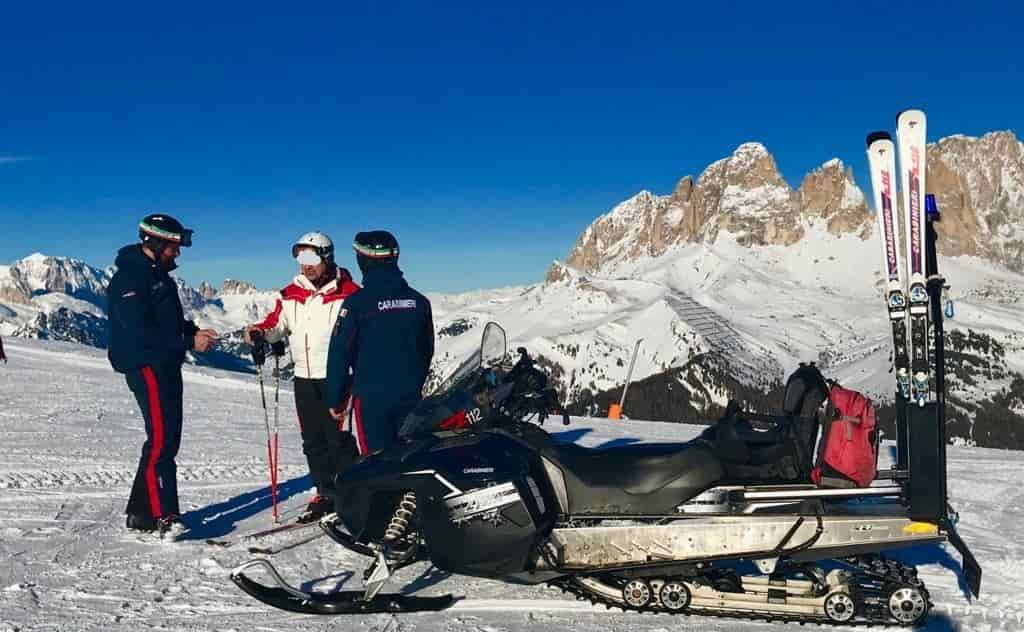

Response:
(2, 340), (1023, 631)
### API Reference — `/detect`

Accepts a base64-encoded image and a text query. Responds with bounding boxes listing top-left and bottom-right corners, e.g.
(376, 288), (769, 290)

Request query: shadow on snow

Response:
(180, 474), (313, 540)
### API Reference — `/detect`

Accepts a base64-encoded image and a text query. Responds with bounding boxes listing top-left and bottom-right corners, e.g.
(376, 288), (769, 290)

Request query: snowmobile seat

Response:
(699, 363), (829, 484)
(544, 442), (724, 515)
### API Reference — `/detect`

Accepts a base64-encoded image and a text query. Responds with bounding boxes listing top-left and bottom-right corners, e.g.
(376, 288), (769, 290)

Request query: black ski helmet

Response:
(353, 230), (399, 274)
(139, 213), (193, 251)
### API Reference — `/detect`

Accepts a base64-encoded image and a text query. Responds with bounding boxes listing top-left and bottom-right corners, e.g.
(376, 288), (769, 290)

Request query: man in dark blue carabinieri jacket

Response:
(326, 231), (434, 457)
(107, 214), (218, 537)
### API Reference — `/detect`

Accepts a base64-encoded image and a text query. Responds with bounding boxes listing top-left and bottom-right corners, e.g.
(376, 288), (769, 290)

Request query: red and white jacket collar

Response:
(281, 268), (359, 304)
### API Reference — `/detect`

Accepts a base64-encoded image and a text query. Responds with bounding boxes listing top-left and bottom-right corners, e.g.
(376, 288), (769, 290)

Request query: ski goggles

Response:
(295, 249), (322, 266)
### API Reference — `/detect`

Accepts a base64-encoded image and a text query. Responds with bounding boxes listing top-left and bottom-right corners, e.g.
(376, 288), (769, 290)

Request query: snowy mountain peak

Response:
(729, 141), (771, 165)
(11, 253), (111, 308)
(819, 157), (844, 170)
(220, 279), (258, 295)
(565, 129), (1022, 276)
(936, 129), (1019, 147)
(798, 158), (871, 237)
(700, 142), (785, 189)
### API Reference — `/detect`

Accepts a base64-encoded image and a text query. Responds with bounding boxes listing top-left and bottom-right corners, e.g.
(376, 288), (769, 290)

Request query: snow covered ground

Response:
(1, 338), (1023, 631)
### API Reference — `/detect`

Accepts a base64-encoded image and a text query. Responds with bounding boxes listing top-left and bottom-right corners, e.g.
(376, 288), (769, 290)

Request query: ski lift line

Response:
(619, 339), (643, 409)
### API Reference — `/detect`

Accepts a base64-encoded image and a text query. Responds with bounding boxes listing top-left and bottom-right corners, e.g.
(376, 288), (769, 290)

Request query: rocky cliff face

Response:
(927, 131), (1024, 273)
(565, 131), (1021, 276)
(198, 281), (218, 300)
(798, 159), (872, 239)
(566, 144), (873, 274)
(0, 266), (33, 305)
(221, 279), (257, 295)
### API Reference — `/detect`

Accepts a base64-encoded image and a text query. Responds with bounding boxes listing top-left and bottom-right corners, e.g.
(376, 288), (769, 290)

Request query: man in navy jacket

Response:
(107, 214), (217, 535)
(326, 231), (434, 457)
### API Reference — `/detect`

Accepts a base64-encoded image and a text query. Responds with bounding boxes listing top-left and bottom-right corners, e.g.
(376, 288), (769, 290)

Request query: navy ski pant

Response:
(349, 393), (418, 457)
(125, 364), (183, 519)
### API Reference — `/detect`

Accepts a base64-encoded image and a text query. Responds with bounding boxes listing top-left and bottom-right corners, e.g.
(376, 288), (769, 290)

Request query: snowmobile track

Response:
(548, 555), (931, 627)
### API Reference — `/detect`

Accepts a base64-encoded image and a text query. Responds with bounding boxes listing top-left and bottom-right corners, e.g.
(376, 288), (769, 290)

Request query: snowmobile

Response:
(231, 217), (980, 626)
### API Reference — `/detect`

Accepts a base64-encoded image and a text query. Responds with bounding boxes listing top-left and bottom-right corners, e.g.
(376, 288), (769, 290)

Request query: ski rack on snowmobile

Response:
(733, 484), (903, 502)
(886, 206), (981, 598)
(229, 558), (455, 615)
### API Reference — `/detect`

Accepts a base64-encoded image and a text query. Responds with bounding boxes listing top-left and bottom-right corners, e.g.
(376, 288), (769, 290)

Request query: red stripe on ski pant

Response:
(141, 366), (165, 518)
(353, 397), (368, 456)
(337, 389), (352, 431)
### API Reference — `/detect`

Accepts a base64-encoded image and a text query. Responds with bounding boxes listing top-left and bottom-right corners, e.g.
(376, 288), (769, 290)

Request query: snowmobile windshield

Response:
(432, 322), (507, 395)
(432, 352), (482, 396)
(401, 322), (508, 438)
(481, 322), (507, 366)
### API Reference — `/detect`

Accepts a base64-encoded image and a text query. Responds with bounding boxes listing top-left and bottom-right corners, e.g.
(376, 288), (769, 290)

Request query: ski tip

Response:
(866, 131), (892, 147)
(897, 109), (926, 125)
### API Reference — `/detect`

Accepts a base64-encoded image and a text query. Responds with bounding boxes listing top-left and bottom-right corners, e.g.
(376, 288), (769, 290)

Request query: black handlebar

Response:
(497, 347), (570, 426)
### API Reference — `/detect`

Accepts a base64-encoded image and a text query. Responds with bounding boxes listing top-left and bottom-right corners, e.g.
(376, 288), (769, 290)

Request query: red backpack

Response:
(812, 384), (879, 488)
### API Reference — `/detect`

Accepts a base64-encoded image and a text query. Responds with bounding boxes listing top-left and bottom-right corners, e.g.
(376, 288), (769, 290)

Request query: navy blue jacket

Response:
(325, 265), (434, 408)
(107, 245), (198, 373)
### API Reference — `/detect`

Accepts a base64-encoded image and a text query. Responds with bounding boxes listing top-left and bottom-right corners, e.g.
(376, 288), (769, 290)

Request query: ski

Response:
(248, 530), (325, 555)
(896, 109), (929, 406)
(205, 519), (319, 548)
(867, 131), (910, 400)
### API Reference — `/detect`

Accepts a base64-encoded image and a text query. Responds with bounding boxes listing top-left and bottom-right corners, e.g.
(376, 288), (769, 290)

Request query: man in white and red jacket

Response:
(245, 231), (360, 521)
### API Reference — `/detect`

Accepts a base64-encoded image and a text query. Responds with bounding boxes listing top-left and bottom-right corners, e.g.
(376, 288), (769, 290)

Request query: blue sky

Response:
(1, 2), (1022, 293)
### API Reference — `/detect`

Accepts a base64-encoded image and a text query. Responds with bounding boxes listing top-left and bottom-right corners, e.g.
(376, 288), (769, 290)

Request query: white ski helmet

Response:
(292, 231), (334, 264)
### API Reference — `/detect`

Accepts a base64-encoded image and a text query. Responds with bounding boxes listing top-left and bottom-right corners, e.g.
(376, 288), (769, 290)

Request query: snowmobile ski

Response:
(896, 109), (930, 406)
(867, 131), (911, 400)
(230, 558), (455, 614)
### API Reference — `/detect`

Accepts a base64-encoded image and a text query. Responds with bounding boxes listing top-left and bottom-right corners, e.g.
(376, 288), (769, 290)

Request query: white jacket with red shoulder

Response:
(254, 268), (360, 379)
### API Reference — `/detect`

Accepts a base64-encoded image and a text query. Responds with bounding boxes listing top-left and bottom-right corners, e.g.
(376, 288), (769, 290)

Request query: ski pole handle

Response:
(250, 329), (267, 366)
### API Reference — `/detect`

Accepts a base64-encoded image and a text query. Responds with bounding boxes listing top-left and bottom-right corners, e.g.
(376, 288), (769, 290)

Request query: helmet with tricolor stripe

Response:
(353, 231), (399, 259)
(292, 231), (334, 265)
(353, 230), (400, 273)
(139, 214), (193, 250)
(354, 230), (397, 272)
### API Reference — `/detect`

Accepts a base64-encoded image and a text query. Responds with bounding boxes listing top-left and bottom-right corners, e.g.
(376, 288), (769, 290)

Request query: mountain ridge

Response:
(2, 128), (1022, 448)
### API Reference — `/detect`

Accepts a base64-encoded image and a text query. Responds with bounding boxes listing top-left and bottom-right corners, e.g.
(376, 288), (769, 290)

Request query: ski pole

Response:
(271, 346), (283, 523)
(251, 331), (280, 523)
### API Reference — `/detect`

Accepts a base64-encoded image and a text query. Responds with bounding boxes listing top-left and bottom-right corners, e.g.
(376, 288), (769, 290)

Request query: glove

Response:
(250, 330), (267, 366)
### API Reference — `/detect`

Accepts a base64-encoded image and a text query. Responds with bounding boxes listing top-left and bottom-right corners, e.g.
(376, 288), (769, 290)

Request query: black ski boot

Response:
(126, 513), (158, 532)
(157, 514), (188, 540)
(297, 495), (334, 523)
